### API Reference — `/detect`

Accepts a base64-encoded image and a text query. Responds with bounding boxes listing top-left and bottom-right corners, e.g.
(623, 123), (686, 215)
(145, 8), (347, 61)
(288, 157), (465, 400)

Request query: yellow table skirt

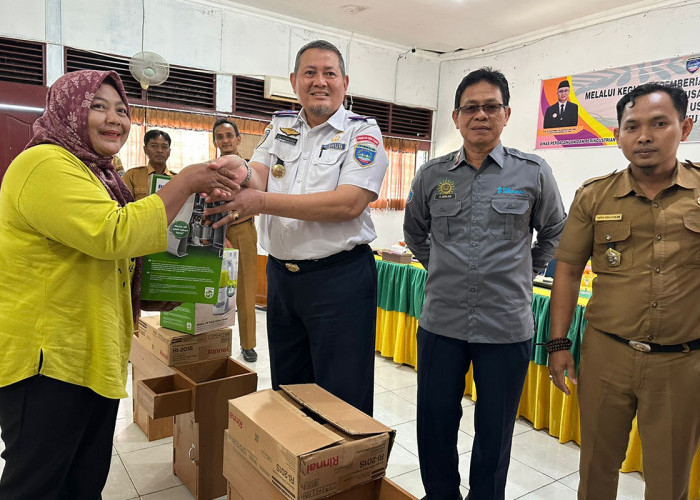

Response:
(375, 309), (700, 498)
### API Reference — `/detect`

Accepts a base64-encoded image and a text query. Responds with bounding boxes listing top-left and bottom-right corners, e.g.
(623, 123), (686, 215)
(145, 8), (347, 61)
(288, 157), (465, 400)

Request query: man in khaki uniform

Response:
(122, 129), (175, 200)
(547, 82), (700, 499)
(213, 118), (258, 363)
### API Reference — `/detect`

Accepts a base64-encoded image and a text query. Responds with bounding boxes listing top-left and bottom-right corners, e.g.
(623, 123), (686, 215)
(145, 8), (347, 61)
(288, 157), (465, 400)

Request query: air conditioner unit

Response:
(264, 75), (297, 103)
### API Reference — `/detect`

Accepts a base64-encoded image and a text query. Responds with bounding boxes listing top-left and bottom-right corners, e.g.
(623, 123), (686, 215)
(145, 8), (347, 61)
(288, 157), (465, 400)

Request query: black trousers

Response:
(0, 375), (119, 500)
(266, 245), (377, 415)
(417, 328), (531, 500)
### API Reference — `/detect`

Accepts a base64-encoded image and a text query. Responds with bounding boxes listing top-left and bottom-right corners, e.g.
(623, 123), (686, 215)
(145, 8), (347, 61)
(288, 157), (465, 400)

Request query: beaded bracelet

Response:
(543, 337), (572, 354)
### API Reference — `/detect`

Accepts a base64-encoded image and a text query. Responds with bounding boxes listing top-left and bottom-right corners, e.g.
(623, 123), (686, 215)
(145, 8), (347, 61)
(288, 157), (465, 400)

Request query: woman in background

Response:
(0, 70), (234, 499)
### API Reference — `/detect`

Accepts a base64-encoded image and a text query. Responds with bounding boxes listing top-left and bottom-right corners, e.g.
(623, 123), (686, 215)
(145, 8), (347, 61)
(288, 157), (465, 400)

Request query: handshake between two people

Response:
(173, 154), (264, 229)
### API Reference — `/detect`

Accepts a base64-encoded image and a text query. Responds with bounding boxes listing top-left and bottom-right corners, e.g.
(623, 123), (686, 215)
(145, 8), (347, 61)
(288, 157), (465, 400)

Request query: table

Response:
(374, 258), (699, 498)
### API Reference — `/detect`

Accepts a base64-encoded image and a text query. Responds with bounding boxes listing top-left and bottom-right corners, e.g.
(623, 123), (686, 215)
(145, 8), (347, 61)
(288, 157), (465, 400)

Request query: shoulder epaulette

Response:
(349, 115), (374, 121)
(419, 151), (457, 173)
(503, 147), (545, 165)
(684, 159), (700, 169)
(272, 110), (298, 118)
(582, 170), (617, 187)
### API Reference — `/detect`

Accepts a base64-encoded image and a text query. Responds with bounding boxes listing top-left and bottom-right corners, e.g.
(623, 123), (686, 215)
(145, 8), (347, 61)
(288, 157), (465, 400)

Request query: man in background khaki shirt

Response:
(213, 118), (258, 363)
(548, 82), (700, 500)
(123, 129), (175, 200)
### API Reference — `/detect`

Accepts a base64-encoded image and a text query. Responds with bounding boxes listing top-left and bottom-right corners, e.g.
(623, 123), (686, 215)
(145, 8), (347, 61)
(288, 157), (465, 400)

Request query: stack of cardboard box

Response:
(130, 316), (233, 440)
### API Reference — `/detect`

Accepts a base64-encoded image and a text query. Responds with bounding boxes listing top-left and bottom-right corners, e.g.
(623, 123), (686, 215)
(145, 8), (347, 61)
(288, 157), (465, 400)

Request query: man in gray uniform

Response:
(404, 67), (566, 500)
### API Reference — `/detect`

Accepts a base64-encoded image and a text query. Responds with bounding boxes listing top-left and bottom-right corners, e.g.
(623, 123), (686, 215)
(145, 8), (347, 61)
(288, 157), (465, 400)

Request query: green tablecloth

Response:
(376, 259), (427, 320)
(375, 258), (588, 368)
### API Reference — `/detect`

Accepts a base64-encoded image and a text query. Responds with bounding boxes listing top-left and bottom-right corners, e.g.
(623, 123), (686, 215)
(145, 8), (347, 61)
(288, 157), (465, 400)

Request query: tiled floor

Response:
(0, 308), (646, 499)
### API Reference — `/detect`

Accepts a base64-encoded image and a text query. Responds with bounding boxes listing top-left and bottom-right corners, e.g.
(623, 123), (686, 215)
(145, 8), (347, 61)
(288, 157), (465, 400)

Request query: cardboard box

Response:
(226, 384), (395, 500)
(130, 335), (176, 440)
(141, 174), (227, 304)
(133, 368), (175, 440)
(381, 250), (412, 264)
(224, 429), (415, 500)
(137, 315), (231, 366)
(160, 248), (239, 335)
(138, 357), (257, 500)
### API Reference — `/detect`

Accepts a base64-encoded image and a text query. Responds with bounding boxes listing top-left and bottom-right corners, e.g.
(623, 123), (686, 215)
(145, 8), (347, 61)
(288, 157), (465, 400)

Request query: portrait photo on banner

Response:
(536, 52), (700, 150)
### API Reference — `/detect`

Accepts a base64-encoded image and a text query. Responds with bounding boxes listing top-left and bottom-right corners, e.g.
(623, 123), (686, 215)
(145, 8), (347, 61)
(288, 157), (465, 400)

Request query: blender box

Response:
(160, 248), (238, 335)
(141, 174), (227, 304)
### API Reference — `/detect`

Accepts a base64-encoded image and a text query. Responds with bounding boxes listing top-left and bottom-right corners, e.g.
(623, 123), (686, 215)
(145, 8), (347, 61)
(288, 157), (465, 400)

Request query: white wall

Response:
(0, 0), (44, 42)
(434, 2), (700, 208)
(0, 0), (439, 111)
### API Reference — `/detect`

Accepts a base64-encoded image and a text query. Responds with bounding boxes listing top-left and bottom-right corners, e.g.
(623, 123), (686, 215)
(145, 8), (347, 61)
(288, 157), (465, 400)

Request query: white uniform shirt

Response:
(251, 106), (389, 260)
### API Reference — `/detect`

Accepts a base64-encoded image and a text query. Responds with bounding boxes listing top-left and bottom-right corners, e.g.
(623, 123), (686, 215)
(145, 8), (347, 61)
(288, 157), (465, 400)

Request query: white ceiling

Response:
(219, 0), (672, 54)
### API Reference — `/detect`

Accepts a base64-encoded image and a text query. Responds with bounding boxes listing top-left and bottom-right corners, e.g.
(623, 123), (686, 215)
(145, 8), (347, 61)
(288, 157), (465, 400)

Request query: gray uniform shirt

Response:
(403, 143), (566, 343)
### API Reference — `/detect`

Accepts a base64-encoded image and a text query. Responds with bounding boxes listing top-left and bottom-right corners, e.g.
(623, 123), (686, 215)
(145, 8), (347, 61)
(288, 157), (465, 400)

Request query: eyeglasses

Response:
(456, 104), (506, 115)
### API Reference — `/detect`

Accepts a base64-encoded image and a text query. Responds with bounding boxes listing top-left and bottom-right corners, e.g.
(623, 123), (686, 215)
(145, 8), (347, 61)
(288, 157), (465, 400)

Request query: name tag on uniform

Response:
(275, 134), (298, 145)
(595, 214), (623, 221)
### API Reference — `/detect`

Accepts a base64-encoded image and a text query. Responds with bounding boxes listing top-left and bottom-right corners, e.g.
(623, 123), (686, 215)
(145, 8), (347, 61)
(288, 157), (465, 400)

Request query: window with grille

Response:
(65, 48), (215, 110)
(0, 37), (45, 86)
(348, 96), (432, 140)
(231, 76), (432, 140)
(232, 76), (299, 119)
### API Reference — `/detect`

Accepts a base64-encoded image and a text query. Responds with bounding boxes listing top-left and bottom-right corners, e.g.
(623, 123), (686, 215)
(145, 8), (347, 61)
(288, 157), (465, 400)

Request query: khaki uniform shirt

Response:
(122, 163), (174, 200)
(555, 160), (700, 344)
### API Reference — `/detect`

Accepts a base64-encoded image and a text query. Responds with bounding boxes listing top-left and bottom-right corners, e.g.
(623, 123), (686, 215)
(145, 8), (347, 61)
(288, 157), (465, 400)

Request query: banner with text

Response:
(536, 53), (700, 149)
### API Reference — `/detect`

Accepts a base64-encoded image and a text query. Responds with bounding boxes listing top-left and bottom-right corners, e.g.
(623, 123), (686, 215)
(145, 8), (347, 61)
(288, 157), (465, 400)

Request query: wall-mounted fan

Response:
(129, 51), (170, 90)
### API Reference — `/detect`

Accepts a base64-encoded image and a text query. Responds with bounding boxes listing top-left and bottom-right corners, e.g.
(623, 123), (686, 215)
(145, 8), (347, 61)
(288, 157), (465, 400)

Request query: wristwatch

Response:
(242, 160), (253, 186)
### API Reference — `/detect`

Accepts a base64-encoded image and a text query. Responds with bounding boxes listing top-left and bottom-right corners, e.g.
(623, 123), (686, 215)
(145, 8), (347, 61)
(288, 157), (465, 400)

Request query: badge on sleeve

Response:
(356, 134), (380, 146)
(256, 123), (273, 147)
(354, 143), (377, 167)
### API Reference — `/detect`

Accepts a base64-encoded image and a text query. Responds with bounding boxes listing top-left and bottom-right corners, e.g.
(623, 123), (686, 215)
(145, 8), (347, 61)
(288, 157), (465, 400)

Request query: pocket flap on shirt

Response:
(430, 201), (461, 217)
(315, 144), (349, 165)
(593, 221), (631, 243)
(683, 212), (700, 233)
(490, 197), (529, 215)
(269, 140), (301, 163)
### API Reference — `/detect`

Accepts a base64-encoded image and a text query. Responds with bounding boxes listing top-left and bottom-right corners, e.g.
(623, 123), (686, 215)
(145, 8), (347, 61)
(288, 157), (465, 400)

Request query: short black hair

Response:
(212, 118), (240, 139)
(144, 129), (171, 146)
(616, 82), (688, 125)
(454, 67), (510, 109)
(293, 40), (346, 77)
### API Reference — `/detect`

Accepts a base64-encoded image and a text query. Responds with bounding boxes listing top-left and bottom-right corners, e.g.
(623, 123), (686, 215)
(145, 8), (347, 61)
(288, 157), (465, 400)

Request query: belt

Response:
(270, 244), (371, 273)
(601, 331), (700, 353)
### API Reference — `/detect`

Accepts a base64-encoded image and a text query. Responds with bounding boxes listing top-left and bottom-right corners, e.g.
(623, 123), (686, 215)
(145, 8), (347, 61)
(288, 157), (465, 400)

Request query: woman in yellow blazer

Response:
(0, 70), (235, 499)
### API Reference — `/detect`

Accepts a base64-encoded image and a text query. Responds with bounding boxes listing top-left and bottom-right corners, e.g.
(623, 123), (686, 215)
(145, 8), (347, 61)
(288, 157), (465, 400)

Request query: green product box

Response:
(160, 249), (238, 334)
(141, 175), (228, 304)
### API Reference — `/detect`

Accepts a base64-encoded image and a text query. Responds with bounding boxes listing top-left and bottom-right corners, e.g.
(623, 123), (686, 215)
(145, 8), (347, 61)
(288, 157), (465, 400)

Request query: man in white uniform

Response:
(205, 40), (388, 415)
